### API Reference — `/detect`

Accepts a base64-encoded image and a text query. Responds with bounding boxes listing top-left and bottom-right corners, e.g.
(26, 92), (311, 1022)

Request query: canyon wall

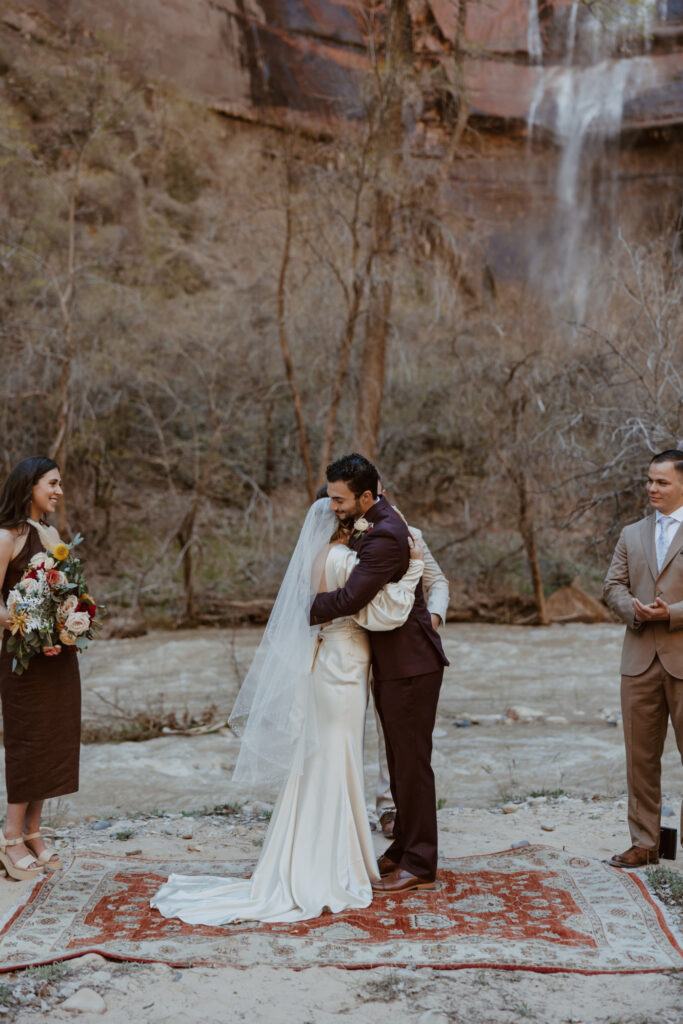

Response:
(6, 1), (681, 130)
(4, 0), (683, 299)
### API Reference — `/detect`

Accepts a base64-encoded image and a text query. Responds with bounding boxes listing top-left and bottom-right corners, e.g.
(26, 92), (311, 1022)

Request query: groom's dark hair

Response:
(651, 450), (683, 476)
(326, 453), (379, 499)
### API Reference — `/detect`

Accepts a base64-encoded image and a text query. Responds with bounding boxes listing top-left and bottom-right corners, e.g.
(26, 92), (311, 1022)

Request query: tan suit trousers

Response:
(621, 656), (683, 850)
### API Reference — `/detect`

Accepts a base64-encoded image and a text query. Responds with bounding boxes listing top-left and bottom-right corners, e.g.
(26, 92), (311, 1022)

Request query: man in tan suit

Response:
(603, 449), (683, 868)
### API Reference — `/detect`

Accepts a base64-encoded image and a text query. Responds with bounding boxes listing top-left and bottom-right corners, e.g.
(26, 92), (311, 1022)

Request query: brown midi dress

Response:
(0, 525), (81, 803)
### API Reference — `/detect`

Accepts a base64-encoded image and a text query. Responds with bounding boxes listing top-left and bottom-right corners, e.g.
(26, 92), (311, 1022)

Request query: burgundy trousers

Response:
(373, 668), (443, 880)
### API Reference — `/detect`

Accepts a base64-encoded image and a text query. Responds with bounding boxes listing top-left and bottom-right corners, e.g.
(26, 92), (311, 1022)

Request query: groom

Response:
(310, 453), (448, 893)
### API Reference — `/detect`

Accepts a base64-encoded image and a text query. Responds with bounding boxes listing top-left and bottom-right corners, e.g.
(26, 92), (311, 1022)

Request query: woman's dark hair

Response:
(326, 453), (379, 499)
(651, 450), (683, 473)
(0, 456), (59, 530)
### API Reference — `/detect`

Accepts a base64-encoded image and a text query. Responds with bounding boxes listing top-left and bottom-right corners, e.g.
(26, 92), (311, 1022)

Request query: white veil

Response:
(229, 497), (336, 790)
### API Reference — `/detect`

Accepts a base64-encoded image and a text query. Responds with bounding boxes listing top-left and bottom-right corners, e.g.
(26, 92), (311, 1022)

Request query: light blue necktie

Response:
(656, 515), (674, 571)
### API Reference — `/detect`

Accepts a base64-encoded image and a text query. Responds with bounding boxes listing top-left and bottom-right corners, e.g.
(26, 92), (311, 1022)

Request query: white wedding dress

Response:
(150, 544), (422, 925)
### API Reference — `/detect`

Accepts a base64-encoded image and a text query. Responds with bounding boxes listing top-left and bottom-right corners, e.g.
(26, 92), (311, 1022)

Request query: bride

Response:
(151, 497), (424, 924)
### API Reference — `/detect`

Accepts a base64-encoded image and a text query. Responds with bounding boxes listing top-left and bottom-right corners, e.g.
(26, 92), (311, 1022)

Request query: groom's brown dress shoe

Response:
(372, 869), (436, 894)
(608, 845), (659, 869)
(377, 854), (399, 877)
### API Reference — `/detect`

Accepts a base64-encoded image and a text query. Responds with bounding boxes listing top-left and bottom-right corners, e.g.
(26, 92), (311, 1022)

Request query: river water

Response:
(35, 622), (679, 823)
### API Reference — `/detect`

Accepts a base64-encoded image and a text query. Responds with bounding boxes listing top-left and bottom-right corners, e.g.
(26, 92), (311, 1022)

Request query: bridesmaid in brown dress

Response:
(0, 457), (81, 880)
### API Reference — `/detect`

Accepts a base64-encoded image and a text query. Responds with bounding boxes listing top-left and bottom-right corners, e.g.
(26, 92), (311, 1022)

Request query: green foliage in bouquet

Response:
(6, 535), (103, 676)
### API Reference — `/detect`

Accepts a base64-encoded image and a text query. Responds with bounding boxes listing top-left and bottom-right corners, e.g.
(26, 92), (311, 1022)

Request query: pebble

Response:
(181, 832), (194, 840)
(86, 972), (111, 985)
(125, 849), (143, 856)
(473, 714), (505, 726)
(91, 821), (110, 831)
(540, 823), (555, 832)
(506, 705), (543, 722)
(511, 840), (530, 849)
(502, 803), (518, 814)
(66, 954), (107, 970)
(187, 844), (202, 852)
(454, 720), (471, 728)
(546, 715), (568, 725)
(253, 801), (274, 816)
(662, 805), (675, 818)
(57, 982), (80, 998)
(61, 988), (106, 1014)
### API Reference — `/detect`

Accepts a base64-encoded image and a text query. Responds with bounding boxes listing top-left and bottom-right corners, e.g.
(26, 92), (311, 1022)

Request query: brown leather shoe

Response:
(608, 845), (659, 869)
(379, 811), (396, 839)
(377, 853), (400, 877)
(371, 868), (436, 894)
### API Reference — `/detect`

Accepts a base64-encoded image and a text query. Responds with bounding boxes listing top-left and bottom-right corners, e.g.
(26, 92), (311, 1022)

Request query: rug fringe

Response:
(0, 874), (44, 934)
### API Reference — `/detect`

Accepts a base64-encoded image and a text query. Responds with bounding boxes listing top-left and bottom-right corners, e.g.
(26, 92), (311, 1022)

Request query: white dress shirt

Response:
(407, 525), (450, 623)
(656, 506), (683, 569)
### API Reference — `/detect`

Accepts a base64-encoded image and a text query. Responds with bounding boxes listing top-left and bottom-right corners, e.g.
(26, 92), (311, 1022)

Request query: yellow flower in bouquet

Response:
(7, 530), (103, 675)
(9, 609), (31, 637)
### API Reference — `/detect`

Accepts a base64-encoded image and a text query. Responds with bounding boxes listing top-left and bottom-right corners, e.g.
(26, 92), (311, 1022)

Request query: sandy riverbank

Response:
(0, 624), (682, 1022)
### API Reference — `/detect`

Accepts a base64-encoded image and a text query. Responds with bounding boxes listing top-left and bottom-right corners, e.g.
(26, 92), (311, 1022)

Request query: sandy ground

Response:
(1, 623), (682, 1022)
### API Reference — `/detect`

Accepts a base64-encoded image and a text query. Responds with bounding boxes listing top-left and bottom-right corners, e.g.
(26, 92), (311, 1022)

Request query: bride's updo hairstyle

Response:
(0, 456), (59, 530)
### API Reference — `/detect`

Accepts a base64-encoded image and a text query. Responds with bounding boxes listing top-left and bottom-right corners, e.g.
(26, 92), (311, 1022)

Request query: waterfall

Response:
(528, 57), (657, 206)
(565, 2), (578, 66)
(525, 0), (659, 316)
(527, 0), (543, 63)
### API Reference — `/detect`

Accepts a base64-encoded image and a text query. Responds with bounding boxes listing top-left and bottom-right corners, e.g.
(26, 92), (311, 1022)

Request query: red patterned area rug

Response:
(0, 845), (681, 974)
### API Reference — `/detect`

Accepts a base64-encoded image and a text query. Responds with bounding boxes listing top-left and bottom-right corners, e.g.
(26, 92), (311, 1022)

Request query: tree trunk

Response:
(318, 275), (365, 475)
(177, 506), (197, 622)
(352, 0), (411, 461)
(353, 273), (391, 461)
(517, 473), (548, 626)
(177, 413), (224, 622)
(263, 396), (275, 493)
(441, 0), (469, 171)
(277, 170), (316, 501)
(50, 157), (81, 536)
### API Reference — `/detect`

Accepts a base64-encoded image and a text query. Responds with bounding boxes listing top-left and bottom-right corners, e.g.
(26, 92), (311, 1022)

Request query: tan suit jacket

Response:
(603, 513), (683, 677)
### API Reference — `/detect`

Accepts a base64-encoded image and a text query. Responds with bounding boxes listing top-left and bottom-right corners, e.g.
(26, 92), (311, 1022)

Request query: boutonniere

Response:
(352, 516), (373, 539)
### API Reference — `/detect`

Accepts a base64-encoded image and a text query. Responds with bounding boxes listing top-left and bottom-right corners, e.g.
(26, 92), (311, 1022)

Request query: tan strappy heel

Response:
(22, 832), (62, 871)
(0, 831), (45, 881)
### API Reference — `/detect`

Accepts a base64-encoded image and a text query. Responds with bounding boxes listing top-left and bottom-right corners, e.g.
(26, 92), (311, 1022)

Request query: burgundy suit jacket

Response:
(310, 496), (448, 681)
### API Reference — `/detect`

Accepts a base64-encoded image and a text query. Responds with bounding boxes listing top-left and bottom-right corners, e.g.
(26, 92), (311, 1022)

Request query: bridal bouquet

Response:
(6, 534), (101, 676)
